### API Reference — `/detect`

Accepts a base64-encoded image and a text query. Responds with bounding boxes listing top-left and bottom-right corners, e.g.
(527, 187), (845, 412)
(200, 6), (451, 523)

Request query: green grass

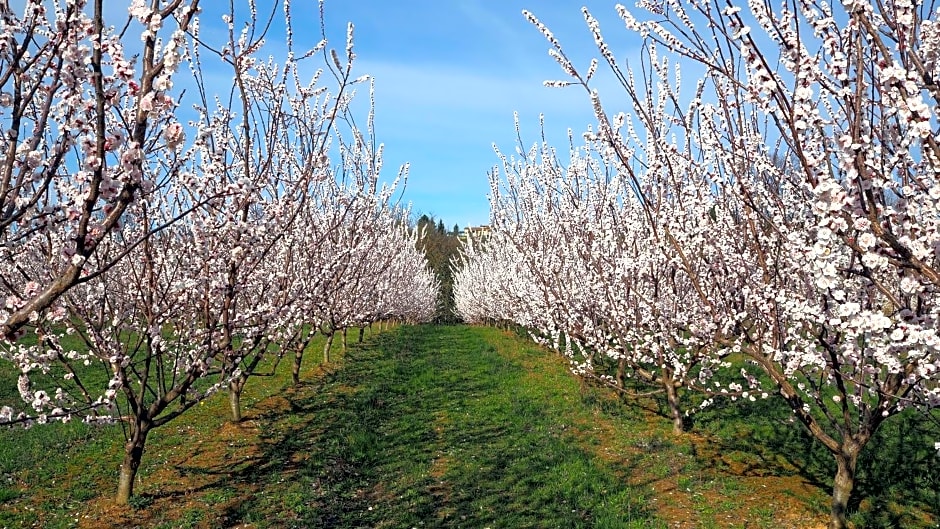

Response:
(0, 398), (119, 528)
(237, 324), (657, 528)
(0, 327), (353, 528)
(690, 389), (940, 528)
(1, 324), (937, 528)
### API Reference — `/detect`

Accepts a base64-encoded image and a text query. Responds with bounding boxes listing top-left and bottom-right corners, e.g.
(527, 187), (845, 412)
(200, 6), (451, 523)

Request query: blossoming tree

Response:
(0, 0), (200, 341)
(458, 2), (940, 527)
(0, 0), (435, 506)
(476, 132), (730, 432)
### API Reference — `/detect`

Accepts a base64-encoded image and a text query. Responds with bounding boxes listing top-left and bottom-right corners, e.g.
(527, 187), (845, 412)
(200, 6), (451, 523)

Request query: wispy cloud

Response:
(357, 57), (606, 226)
(12, 0), (645, 227)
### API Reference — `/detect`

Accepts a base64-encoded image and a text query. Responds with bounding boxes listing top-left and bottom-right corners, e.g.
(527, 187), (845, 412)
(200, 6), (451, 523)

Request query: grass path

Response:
(6, 324), (938, 527)
(232, 324), (658, 528)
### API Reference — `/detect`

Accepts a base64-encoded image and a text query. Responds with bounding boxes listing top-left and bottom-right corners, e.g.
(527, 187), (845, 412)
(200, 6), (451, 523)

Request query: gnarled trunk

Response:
(116, 420), (151, 505)
(829, 443), (860, 529)
(323, 333), (334, 363)
(663, 372), (684, 434)
(292, 344), (304, 386)
(358, 326), (365, 343)
(229, 378), (244, 423)
(616, 357), (627, 388)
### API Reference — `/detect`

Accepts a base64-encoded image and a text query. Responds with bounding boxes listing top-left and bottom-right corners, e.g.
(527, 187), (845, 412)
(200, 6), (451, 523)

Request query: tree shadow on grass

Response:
(689, 395), (939, 528)
(177, 325), (937, 529)
(690, 396), (830, 482)
(163, 326), (661, 528)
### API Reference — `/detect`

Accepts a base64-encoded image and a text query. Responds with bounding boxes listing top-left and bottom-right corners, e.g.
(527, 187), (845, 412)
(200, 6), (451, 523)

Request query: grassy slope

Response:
(235, 324), (656, 528)
(0, 329), (351, 529)
(0, 324), (936, 528)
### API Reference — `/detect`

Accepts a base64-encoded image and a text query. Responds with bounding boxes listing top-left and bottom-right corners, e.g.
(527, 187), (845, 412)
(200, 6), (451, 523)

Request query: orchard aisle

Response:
(238, 324), (653, 527)
(2, 324), (837, 528)
(212, 324), (825, 529)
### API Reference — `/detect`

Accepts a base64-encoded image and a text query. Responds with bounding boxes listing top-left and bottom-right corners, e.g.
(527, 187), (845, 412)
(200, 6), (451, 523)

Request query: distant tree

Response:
(417, 214), (432, 229)
(413, 215), (461, 322)
(453, 224), (460, 235)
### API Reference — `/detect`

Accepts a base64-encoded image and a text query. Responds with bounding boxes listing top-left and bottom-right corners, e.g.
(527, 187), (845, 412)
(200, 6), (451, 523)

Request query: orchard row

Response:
(454, 2), (940, 529)
(0, 0), (438, 504)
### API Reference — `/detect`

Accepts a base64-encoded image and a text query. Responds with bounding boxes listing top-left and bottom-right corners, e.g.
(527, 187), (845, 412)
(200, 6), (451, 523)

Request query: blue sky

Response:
(304, 1), (642, 228)
(14, 0), (640, 228)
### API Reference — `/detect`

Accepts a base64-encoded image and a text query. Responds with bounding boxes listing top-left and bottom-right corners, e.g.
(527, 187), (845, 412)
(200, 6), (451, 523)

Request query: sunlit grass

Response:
(1, 323), (936, 528)
(0, 328), (350, 528)
(237, 324), (657, 527)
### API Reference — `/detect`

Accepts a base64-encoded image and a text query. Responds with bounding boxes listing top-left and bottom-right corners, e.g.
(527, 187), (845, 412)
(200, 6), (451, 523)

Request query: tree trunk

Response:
(292, 344), (304, 386)
(116, 421), (151, 505)
(829, 444), (860, 529)
(663, 373), (684, 434)
(229, 379), (244, 423)
(616, 357), (627, 388)
(358, 326), (364, 343)
(342, 328), (348, 352)
(324, 333), (334, 363)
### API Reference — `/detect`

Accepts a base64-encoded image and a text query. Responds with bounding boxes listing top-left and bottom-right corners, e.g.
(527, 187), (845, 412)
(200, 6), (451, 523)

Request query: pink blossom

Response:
(163, 122), (185, 149)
